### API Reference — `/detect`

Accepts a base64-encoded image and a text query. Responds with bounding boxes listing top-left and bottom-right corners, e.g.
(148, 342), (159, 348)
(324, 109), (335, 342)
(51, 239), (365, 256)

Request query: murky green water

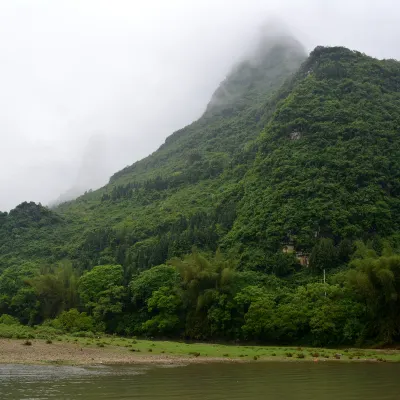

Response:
(1, 362), (399, 399)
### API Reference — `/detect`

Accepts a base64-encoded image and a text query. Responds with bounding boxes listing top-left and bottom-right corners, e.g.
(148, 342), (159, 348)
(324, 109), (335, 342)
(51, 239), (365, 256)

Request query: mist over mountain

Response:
(1, 7), (400, 346)
(50, 26), (305, 206)
(49, 134), (112, 206)
(205, 33), (305, 115)
(2, 0), (400, 211)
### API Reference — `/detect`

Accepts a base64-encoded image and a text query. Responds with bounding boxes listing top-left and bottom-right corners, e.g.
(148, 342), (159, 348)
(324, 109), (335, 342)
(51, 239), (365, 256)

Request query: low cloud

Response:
(0, 0), (398, 210)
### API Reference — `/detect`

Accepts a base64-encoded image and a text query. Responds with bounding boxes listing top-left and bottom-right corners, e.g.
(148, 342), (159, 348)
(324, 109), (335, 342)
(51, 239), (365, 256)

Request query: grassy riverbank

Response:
(1, 334), (400, 365)
(1, 320), (399, 365)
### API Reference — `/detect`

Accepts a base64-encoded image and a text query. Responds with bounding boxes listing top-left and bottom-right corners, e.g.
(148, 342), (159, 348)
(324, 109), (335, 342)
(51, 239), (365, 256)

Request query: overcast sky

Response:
(0, 0), (398, 210)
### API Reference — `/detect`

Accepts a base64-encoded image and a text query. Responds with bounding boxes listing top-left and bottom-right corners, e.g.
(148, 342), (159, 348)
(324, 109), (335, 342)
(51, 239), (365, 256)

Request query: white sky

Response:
(0, 0), (399, 210)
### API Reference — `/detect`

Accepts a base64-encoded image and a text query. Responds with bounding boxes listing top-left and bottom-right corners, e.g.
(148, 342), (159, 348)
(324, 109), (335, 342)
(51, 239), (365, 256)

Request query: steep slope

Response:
(0, 35), (306, 272)
(227, 46), (400, 268)
(2, 44), (400, 345)
(109, 34), (305, 185)
(0, 202), (63, 267)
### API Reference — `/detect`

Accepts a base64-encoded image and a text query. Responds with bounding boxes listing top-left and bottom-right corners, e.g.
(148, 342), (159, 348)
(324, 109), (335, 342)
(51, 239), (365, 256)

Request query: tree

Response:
(270, 252), (300, 276)
(344, 253), (400, 344)
(130, 265), (180, 309)
(27, 263), (79, 321)
(309, 238), (338, 272)
(27, 274), (64, 319)
(235, 286), (276, 340)
(78, 264), (126, 326)
(0, 263), (38, 323)
(141, 286), (182, 335)
(169, 250), (236, 338)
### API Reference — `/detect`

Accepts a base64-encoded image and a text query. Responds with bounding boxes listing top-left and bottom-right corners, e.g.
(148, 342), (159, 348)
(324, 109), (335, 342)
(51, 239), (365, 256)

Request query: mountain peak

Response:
(204, 33), (306, 116)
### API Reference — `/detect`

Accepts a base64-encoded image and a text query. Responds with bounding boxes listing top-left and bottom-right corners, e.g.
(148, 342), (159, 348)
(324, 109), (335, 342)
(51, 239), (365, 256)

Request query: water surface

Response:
(0, 362), (399, 399)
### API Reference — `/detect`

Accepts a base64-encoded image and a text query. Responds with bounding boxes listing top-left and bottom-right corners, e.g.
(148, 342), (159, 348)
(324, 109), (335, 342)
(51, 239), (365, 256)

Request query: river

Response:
(0, 362), (399, 399)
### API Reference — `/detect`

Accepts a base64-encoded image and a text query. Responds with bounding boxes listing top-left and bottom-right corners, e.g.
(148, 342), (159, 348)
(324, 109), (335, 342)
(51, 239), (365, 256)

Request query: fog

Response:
(0, 0), (399, 210)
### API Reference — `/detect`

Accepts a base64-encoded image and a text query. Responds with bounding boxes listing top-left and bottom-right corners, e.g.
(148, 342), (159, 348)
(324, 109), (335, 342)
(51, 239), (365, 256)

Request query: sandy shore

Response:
(0, 339), (238, 366)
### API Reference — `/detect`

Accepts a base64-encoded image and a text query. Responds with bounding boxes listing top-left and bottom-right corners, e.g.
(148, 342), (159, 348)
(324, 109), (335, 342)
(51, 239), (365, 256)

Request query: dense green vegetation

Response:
(1, 40), (400, 347)
(229, 46), (400, 261)
(1, 243), (400, 346)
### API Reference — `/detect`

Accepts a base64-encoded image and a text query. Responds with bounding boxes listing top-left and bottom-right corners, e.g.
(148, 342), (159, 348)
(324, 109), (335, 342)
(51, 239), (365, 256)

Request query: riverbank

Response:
(1, 336), (400, 365)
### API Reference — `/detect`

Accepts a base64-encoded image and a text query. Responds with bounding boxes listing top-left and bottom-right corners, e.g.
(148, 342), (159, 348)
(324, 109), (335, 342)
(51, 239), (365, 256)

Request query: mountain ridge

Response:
(225, 45), (400, 267)
(1, 39), (400, 345)
(1, 34), (307, 272)
(106, 35), (306, 187)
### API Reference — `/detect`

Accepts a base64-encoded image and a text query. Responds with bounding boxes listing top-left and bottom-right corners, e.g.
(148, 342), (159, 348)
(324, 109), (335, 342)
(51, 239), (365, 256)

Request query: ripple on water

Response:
(0, 363), (147, 382)
(1, 362), (400, 400)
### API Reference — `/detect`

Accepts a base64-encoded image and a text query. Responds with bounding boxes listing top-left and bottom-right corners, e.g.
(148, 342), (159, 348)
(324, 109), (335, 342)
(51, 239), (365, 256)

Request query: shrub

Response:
(296, 353), (305, 359)
(0, 315), (21, 325)
(23, 340), (32, 346)
(286, 352), (293, 357)
(34, 325), (63, 336)
(15, 333), (28, 339)
(50, 309), (96, 333)
(0, 324), (28, 339)
(46, 339), (53, 344)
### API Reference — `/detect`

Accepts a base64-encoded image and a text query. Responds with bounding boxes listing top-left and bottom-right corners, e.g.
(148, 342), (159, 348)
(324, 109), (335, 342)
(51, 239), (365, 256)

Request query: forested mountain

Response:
(1, 38), (400, 346)
(228, 46), (400, 267)
(0, 34), (306, 272)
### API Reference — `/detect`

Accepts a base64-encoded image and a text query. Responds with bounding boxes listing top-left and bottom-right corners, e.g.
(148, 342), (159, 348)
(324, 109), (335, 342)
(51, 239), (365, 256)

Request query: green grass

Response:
(47, 334), (400, 363)
(1, 323), (400, 363)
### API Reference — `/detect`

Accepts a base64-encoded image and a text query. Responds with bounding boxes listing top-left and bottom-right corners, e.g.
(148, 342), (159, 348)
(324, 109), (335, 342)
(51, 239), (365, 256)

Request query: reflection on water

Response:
(1, 362), (400, 399)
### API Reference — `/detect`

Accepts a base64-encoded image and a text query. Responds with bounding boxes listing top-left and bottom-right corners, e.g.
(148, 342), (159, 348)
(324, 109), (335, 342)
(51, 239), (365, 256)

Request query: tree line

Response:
(1, 240), (400, 346)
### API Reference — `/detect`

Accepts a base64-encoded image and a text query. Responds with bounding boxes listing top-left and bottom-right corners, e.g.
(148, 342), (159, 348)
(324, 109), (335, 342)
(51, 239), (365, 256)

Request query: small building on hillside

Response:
(296, 252), (309, 267)
(282, 241), (309, 267)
